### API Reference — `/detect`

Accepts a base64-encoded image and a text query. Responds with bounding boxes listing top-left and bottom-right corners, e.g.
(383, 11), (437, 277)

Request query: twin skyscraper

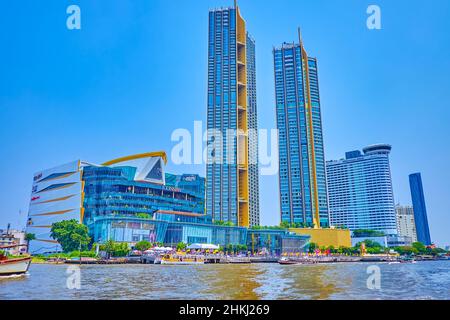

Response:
(206, 3), (329, 228)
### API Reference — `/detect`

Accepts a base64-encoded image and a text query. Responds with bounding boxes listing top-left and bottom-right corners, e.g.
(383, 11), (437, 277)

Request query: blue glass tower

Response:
(273, 31), (329, 228)
(409, 173), (431, 245)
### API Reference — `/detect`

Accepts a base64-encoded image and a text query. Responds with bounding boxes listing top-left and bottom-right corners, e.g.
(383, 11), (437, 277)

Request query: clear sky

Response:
(1, 0), (449, 246)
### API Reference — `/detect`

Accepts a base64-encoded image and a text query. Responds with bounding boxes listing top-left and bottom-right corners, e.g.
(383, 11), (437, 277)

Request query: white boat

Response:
(0, 244), (31, 276)
(0, 257), (31, 276)
(278, 257), (301, 265)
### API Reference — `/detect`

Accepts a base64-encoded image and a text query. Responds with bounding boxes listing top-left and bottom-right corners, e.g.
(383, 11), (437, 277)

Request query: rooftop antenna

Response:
(298, 27), (303, 46)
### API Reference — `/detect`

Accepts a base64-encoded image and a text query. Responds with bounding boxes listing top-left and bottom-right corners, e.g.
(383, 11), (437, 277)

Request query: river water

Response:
(0, 261), (449, 300)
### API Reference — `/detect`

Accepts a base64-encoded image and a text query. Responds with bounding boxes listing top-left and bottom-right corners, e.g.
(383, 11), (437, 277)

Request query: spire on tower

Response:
(298, 27), (303, 46)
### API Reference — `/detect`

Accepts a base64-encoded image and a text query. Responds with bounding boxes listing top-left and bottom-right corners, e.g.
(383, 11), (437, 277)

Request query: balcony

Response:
(238, 197), (248, 203)
(237, 40), (245, 48)
(238, 81), (246, 88)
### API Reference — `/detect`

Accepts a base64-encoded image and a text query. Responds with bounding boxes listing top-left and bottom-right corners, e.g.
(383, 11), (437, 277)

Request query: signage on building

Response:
(163, 186), (181, 192)
(182, 175), (197, 182)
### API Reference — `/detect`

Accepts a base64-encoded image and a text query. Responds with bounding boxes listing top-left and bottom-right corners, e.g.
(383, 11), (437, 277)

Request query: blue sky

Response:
(1, 0), (449, 246)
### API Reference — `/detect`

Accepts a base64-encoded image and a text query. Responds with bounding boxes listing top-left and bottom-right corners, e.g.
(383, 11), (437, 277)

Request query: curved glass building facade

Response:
(91, 216), (247, 247)
(326, 145), (398, 235)
(27, 152), (309, 254)
(92, 216), (309, 255)
(82, 166), (204, 226)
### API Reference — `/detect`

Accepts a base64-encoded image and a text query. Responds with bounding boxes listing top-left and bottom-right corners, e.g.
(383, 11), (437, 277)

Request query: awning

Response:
(187, 243), (220, 250)
(152, 247), (173, 251)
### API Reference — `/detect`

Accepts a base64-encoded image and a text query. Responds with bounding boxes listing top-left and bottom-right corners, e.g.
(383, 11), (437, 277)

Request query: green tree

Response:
(102, 239), (116, 257)
(25, 233), (36, 252)
(280, 221), (290, 229)
(366, 246), (383, 254)
(430, 247), (446, 256)
(308, 242), (318, 254)
(235, 244), (247, 253)
(355, 239), (384, 249)
(394, 246), (418, 256)
(100, 240), (130, 257)
(337, 246), (346, 255)
(135, 240), (152, 251)
(176, 242), (187, 251)
(113, 242), (130, 257)
(412, 242), (427, 254)
(136, 213), (151, 219)
(50, 219), (91, 253)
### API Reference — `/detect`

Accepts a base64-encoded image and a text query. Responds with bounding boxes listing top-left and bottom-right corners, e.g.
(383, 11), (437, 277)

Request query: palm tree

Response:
(25, 233), (36, 253)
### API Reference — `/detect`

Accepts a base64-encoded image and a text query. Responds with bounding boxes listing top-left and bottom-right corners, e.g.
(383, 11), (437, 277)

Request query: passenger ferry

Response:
(160, 254), (205, 265)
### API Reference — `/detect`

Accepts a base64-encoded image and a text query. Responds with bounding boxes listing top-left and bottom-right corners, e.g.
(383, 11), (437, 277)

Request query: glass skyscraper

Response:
(409, 173), (431, 245)
(326, 145), (398, 235)
(273, 32), (329, 228)
(246, 33), (260, 227)
(206, 4), (259, 227)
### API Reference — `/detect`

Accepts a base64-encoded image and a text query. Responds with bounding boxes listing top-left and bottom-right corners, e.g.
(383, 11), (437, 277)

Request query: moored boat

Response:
(0, 245), (31, 276)
(160, 254), (204, 265)
(399, 256), (417, 263)
(278, 257), (300, 265)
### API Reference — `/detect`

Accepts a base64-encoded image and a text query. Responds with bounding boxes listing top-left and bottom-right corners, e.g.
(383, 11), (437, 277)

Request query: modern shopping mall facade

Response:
(26, 152), (309, 254)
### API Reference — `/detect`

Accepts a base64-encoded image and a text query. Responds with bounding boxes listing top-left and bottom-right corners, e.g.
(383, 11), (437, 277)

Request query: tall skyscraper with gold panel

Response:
(274, 30), (329, 228)
(206, 2), (259, 227)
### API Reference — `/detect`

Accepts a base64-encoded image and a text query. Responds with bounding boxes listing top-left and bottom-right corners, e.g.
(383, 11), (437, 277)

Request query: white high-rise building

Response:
(326, 144), (397, 235)
(395, 205), (417, 243)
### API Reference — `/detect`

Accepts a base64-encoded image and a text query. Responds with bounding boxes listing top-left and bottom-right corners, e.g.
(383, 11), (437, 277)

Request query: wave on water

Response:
(0, 272), (29, 280)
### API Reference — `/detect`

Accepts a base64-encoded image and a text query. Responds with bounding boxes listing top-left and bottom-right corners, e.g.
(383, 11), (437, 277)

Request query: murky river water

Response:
(1, 261), (449, 300)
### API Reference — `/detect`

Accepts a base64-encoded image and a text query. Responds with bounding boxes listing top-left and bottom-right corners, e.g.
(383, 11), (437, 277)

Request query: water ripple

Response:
(0, 261), (449, 300)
